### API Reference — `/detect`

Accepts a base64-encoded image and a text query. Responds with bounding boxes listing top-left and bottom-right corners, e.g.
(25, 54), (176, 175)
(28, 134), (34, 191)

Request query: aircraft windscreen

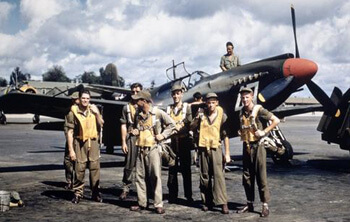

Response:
(166, 62), (190, 81)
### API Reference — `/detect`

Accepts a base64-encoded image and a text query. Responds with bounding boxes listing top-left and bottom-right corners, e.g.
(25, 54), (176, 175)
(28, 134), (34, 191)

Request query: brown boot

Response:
(237, 203), (254, 213)
(119, 191), (129, 200)
(92, 193), (103, 203)
(221, 204), (229, 214)
(261, 204), (269, 217)
(155, 207), (165, 214)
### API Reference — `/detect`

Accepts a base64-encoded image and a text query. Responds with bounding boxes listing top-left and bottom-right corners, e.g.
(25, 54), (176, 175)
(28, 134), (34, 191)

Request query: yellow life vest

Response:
(71, 104), (98, 142)
(198, 106), (223, 149)
(136, 107), (157, 147)
(126, 103), (136, 124)
(166, 102), (188, 128)
(239, 104), (262, 142)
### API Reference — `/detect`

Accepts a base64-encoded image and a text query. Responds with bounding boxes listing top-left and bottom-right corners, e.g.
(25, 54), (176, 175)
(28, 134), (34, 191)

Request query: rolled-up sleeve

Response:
(220, 113), (228, 139)
(120, 105), (128, 124)
(64, 111), (75, 130)
(158, 109), (175, 139)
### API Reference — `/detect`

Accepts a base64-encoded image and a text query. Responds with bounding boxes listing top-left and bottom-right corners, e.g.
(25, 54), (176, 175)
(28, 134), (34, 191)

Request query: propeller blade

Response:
(306, 80), (337, 114)
(258, 76), (294, 102)
(342, 88), (350, 101)
(291, 5), (300, 58)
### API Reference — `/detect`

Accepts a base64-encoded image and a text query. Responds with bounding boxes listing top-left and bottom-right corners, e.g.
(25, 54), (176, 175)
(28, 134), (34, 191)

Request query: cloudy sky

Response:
(0, 0), (349, 96)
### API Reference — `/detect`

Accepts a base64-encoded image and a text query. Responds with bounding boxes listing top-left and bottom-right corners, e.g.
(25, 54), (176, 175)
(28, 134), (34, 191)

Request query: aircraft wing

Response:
(87, 84), (131, 94)
(0, 91), (127, 147)
(0, 91), (127, 119)
(271, 104), (323, 118)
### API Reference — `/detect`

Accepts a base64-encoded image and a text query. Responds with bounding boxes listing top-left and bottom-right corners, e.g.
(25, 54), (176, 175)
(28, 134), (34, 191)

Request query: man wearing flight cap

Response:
(220, 41), (241, 71)
(119, 83), (143, 200)
(63, 91), (80, 190)
(237, 87), (280, 217)
(190, 92), (231, 214)
(130, 90), (175, 214)
(166, 83), (193, 204)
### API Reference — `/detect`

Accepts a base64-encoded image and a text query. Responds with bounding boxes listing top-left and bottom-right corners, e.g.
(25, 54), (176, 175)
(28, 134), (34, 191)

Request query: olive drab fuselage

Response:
(198, 106), (223, 149)
(239, 104), (263, 143)
(71, 104), (98, 146)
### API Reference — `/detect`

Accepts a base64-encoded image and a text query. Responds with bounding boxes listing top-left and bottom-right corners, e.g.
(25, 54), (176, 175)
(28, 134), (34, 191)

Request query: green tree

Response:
(81, 71), (101, 84)
(0, 77), (8, 86)
(42, 65), (70, 82)
(99, 63), (125, 87)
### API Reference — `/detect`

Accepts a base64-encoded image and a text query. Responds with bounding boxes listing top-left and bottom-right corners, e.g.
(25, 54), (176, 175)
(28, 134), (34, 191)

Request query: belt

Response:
(138, 146), (151, 149)
(74, 137), (97, 141)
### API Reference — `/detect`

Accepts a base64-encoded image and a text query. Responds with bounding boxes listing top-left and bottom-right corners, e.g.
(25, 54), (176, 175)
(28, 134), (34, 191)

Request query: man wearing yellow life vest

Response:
(65, 89), (104, 204)
(63, 91), (80, 190)
(237, 88), (280, 217)
(119, 83), (142, 200)
(190, 92), (231, 214)
(166, 84), (193, 204)
(130, 90), (175, 214)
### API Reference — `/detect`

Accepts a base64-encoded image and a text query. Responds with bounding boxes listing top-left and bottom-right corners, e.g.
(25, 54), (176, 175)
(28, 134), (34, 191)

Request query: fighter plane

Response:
(0, 6), (349, 161)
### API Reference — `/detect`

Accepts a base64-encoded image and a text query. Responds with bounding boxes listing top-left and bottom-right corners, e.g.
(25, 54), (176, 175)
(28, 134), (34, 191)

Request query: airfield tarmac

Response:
(0, 114), (350, 222)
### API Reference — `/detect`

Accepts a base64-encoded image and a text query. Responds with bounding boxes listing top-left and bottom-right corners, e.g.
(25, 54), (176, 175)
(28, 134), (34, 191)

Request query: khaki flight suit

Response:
(240, 105), (272, 203)
(134, 106), (175, 208)
(220, 53), (240, 70)
(65, 105), (101, 198)
(192, 106), (228, 206)
(166, 103), (193, 201)
(120, 103), (138, 192)
(63, 114), (74, 187)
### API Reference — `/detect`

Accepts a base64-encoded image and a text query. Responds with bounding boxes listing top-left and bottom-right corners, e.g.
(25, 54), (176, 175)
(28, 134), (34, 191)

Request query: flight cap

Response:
(206, 92), (218, 100)
(171, 84), (183, 92)
(131, 90), (152, 102)
(71, 92), (79, 99)
(239, 87), (253, 94)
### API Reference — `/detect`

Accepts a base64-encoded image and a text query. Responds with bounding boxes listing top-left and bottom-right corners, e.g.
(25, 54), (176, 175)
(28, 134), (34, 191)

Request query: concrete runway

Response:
(0, 114), (350, 221)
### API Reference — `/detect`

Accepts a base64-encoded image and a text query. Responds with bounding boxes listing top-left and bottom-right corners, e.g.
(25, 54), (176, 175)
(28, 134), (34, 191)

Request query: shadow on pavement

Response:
(0, 161), (125, 173)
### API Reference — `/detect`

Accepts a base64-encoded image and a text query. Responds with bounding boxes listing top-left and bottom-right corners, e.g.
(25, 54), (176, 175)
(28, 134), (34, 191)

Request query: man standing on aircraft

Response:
(220, 42), (241, 71)
(63, 91), (80, 190)
(119, 83), (143, 200)
(66, 89), (104, 204)
(166, 84), (193, 204)
(130, 90), (175, 214)
(190, 93), (231, 214)
(237, 88), (280, 217)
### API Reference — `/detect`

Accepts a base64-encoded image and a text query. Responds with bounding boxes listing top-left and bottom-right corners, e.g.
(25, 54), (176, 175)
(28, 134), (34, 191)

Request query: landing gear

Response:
(0, 111), (6, 125)
(268, 125), (294, 164)
(272, 140), (294, 164)
(32, 114), (40, 124)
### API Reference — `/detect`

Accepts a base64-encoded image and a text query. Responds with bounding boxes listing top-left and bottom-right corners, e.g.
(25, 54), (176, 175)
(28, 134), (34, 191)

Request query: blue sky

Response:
(0, 0), (349, 97)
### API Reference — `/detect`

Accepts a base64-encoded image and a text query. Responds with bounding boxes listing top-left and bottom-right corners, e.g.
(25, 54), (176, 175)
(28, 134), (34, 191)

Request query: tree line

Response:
(0, 64), (125, 87)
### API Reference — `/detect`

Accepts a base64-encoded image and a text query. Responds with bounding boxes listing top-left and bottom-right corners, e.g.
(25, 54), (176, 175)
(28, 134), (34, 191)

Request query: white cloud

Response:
(0, 1), (15, 26)
(20, 0), (77, 28)
(0, 0), (349, 96)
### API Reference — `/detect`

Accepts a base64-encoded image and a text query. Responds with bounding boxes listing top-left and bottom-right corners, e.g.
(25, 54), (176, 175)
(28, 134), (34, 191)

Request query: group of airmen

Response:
(62, 42), (280, 217)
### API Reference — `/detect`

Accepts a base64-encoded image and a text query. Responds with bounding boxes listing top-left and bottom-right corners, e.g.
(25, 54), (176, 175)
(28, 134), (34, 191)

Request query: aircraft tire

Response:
(272, 140), (293, 164)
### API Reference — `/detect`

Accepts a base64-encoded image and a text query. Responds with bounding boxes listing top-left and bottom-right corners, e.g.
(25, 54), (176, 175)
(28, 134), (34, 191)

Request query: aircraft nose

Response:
(283, 58), (318, 84)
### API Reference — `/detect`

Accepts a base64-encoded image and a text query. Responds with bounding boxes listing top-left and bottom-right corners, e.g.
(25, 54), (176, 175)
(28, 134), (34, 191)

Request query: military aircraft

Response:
(0, 6), (349, 161)
(0, 62), (124, 125)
